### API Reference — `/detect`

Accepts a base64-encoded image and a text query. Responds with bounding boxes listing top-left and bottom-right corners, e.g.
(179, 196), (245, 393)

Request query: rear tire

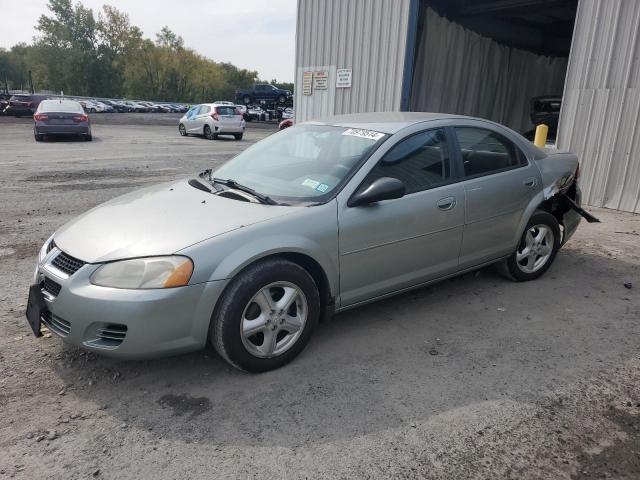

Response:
(203, 125), (214, 140)
(500, 210), (561, 282)
(277, 95), (286, 103)
(34, 132), (43, 142)
(85, 133), (92, 141)
(234, 133), (243, 140)
(211, 259), (320, 372)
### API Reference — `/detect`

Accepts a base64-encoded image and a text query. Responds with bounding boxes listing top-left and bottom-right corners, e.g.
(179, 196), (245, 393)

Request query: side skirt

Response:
(334, 255), (511, 314)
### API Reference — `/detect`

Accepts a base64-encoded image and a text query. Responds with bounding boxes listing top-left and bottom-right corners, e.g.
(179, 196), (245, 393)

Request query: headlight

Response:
(38, 235), (55, 263)
(90, 256), (194, 289)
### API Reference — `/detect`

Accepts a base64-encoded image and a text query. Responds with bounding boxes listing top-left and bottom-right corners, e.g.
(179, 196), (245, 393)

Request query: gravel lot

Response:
(0, 114), (639, 480)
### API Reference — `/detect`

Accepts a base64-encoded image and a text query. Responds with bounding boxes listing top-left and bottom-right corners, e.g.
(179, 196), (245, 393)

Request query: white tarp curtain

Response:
(410, 7), (568, 133)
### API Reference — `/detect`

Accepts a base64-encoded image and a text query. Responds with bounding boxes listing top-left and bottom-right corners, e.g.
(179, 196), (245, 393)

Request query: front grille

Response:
(95, 324), (128, 347)
(42, 277), (61, 297)
(52, 251), (86, 275)
(41, 311), (71, 337)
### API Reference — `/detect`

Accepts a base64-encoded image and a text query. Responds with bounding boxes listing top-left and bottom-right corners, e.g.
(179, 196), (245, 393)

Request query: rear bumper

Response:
(561, 186), (582, 245)
(214, 124), (245, 134)
(6, 107), (34, 116)
(36, 125), (90, 135)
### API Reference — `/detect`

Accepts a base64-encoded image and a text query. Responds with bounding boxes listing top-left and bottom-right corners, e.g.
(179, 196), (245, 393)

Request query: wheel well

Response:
(259, 252), (333, 321)
(536, 198), (563, 225)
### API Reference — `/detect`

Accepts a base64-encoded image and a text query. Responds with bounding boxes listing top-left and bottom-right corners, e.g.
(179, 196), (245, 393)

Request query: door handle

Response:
(437, 196), (456, 211)
(523, 177), (538, 188)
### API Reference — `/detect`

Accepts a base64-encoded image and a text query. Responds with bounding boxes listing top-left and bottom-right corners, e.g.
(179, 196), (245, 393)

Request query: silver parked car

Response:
(179, 103), (245, 140)
(26, 112), (596, 372)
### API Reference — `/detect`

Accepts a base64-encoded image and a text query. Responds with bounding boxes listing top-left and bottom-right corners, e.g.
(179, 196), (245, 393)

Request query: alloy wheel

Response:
(240, 282), (308, 358)
(516, 224), (554, 274)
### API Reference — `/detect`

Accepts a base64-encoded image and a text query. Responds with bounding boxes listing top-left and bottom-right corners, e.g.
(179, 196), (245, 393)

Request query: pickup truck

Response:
(235, 84), (292, 105)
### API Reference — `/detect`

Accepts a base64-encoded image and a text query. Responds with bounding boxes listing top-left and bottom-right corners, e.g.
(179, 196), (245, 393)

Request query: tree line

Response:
(0, 0), (293, 102)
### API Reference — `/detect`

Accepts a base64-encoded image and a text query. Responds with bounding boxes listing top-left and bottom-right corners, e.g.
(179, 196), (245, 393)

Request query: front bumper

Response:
(33, 247), (227, 359)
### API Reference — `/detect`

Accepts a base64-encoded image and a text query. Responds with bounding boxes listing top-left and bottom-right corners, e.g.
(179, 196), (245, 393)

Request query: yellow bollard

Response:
(533, 124), (549, 148)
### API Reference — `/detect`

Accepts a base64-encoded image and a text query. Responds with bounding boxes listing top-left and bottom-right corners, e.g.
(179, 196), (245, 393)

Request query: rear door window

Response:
(454, 127), (526, 178)
(198, 105), (211, 115)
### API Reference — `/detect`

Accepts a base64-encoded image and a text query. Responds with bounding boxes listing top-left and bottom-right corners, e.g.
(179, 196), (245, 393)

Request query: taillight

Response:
(73, 114), (88, 122)
(211, 112), (220, 121)
(33, 113), (48, 121)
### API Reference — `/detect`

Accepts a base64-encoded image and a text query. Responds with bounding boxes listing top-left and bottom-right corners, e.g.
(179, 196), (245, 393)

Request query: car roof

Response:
(306, 112), (468, 134)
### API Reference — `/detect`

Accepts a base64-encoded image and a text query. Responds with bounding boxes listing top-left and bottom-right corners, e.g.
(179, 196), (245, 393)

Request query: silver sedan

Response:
(26, 112), (595, 372)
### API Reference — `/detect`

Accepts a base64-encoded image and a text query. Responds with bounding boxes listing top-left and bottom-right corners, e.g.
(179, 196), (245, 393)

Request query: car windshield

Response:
(39, 100), (83, 113)
(210, 124), (387, 203)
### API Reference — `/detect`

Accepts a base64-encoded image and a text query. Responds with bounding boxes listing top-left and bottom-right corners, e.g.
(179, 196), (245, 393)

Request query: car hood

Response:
(54, 179), (297, 263)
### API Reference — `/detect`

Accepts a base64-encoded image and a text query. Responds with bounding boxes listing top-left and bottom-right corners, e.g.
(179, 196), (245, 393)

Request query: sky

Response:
(0, 0), (297, 82)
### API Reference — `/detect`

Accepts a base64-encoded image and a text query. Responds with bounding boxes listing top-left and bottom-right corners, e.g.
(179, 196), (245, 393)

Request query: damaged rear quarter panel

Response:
(535, 150), (579, 200)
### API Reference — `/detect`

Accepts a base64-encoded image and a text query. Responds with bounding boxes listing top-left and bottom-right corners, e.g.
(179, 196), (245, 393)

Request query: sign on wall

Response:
(313, 70), (328, 90)
(336, 68), (352, 88)
(302, 71), (313, 95)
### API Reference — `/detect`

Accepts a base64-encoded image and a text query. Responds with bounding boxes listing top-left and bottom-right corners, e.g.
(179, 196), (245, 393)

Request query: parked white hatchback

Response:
(178, 103), (245, 140)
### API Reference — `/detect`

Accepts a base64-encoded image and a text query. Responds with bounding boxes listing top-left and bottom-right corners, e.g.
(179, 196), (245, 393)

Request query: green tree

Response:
(2, 0), (290, 102)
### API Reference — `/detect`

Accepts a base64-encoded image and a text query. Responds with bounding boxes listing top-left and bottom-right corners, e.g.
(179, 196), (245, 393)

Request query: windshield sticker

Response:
(316, 183), (330, 193)
(342, 128), (385, 141)
(302, 178), (320, 189)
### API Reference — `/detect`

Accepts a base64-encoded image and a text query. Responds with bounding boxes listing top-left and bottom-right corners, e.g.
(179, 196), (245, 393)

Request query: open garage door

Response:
(409, 0), (578, 139)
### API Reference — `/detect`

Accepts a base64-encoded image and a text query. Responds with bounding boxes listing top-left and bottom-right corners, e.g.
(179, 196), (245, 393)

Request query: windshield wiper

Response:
(212, 177), (278, 205)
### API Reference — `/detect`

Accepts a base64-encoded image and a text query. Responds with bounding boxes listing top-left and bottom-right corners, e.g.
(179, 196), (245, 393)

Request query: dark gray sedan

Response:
(34, 100), (92, 141)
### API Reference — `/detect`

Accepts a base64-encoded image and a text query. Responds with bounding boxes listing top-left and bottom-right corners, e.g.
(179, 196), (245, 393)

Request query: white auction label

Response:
(342, 128), (385, 141)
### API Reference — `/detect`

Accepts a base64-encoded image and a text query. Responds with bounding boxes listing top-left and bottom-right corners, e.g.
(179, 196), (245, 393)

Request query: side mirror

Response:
(348, 177), (406, 207)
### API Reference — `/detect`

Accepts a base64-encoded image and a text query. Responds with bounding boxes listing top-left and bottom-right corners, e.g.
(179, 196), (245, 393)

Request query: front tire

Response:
(234, 133), (243, 140)
(179, 124), (187, 136)
(501, 210), (560, 281)
(277, 95), (286, 103)
(211, 259), (320, 372)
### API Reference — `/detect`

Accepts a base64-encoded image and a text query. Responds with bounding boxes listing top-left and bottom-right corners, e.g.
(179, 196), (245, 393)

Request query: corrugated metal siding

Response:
(295, 0), (412, 122)
(557, 0), (640, 213)
(410, 7), (568, 133)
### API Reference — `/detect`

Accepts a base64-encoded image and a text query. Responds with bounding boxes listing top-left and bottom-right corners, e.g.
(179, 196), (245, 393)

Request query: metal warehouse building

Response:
(294, 0), (640, 213)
